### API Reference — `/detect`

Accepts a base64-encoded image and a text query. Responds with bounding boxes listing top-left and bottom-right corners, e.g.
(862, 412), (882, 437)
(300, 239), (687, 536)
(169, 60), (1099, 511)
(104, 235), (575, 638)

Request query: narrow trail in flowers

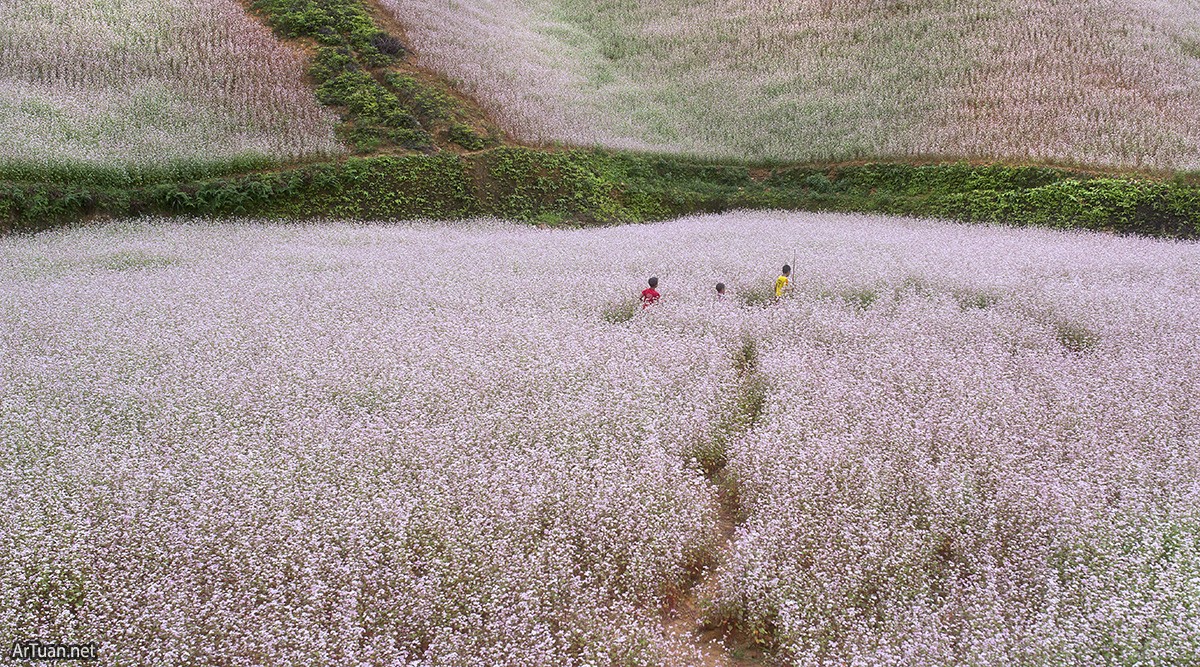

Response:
(662, 340), (768, 666)
(662, 495), (757, 666)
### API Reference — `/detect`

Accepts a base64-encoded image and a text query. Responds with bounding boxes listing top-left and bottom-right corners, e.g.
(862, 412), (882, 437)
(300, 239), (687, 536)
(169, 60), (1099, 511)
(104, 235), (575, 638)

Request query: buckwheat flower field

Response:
(382, 0), (1200, 169)
(2, 212), (1199, 666)
(0, 0), (341, 172)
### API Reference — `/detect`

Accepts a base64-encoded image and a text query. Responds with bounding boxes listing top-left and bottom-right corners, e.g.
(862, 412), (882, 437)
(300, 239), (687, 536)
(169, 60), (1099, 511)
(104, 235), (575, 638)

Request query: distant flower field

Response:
(2, 213), (1198, 665)
(0, 0), (341, 174)
(383, 0), (1200, 170)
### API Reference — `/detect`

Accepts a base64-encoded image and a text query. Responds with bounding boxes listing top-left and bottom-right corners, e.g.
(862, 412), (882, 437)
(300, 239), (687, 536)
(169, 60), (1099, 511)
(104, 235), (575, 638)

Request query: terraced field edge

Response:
(4, 148), (1200, 238)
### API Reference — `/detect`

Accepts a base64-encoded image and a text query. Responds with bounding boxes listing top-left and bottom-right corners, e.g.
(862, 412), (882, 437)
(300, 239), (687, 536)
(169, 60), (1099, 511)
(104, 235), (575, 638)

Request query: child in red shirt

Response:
(641, 276), (660, 309)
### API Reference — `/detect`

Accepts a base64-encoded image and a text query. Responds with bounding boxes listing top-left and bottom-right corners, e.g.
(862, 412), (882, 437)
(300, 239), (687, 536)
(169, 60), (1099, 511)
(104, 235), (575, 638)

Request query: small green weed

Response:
(1055, 321), (1100, 354)
(601, 299), (639, 324)
(97, 250), (178, 271)
(895, 275), (935, 298)
(954, 288), (1002, 310)
(740, 284), (775, 307)
(841, 286), (880, 311)
(733, 337), (759, 374)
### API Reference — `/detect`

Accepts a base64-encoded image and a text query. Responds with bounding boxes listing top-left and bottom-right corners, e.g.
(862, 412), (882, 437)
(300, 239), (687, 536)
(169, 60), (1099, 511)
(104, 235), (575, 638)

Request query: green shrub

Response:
(255, 0), (431, 153)
(309, 47), (356, 82)
(447, 123), (488, 151)
(317, 72), (419, 128)
(929, 177), (1200, 237)
(387, 128), (435, 151)
(251, 0), (395, 64)
(385, 73), (455, 121)
(803, 172), (834, 193)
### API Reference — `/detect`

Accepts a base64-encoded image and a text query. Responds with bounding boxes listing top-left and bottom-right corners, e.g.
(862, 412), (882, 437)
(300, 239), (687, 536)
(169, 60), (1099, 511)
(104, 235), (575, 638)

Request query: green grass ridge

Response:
(4, 149), (1200, 237)
(249, 0), (500, 155)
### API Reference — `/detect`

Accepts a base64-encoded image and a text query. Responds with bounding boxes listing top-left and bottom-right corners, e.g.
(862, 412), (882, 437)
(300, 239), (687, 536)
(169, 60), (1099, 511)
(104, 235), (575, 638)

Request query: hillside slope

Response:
(381, 0), (1200, 170)
(0, 0), (342, 174)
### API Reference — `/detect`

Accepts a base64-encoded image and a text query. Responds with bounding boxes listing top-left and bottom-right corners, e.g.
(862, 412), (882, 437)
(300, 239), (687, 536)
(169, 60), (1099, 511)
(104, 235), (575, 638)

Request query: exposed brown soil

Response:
(660, 340), (775, 666)
(661, 486), (766, 667)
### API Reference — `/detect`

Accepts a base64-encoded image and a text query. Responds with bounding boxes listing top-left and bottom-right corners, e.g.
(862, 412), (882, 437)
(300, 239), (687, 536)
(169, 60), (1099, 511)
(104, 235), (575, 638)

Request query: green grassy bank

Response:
(4, 148), (1200, 238)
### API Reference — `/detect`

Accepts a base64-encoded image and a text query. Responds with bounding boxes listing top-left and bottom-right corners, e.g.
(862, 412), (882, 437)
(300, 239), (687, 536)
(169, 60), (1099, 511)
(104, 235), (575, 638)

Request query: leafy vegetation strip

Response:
(246, 0), (500, 154)
(4, 149), (1200, 238)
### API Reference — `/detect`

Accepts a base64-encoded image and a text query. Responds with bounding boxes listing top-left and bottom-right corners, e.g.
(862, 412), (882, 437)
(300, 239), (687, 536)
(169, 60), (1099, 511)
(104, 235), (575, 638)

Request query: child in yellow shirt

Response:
(775, 264), (792, 299)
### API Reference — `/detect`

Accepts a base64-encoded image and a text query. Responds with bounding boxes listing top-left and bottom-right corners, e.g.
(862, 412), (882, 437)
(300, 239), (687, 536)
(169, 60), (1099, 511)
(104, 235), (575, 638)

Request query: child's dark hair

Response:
(782, 264), (791, 275)
(716, 282), (726, 292)
(648, 276), (658, 288)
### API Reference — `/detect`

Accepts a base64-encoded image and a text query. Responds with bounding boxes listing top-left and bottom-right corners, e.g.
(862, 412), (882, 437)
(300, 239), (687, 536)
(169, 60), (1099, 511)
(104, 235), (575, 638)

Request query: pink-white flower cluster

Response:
(0, 0), (341, 171)
(0, 221), (736, 666)
(379, 0), (1200, 169)
(2, 213), (1198, 665)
